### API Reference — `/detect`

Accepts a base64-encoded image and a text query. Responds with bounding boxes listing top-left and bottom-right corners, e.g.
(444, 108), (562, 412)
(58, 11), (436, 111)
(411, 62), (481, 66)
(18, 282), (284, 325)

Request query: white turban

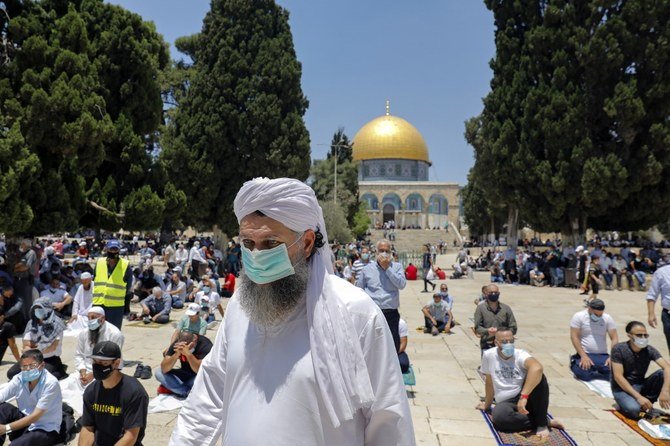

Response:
(234, 177), (374, 428)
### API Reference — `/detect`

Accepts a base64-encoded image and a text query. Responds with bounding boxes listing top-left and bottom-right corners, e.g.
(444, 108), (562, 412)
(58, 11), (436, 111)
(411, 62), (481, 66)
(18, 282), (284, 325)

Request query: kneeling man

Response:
(611, 321), (670, 419)
(477, 330), (563, 439)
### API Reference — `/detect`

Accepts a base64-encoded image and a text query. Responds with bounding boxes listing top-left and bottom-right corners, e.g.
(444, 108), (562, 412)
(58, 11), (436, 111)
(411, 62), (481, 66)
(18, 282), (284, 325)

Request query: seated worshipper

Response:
(67, 271), (94, 330)
(155, 331), (213, 397)
(490, 263), (504, 283)
(398, 317), (410, 374)
(170, 177), (414, 445)
(0, 307), (20, 364)
(569, 299), (618, 381)
(437, 283), (455, 315)
(165, 269), (186, 309)
(73, 307), (124, 391)
(7, 299), (67, 380)
(611, 321), (670, 419)
(629, 252), (654, 291)
(0, 349), (63, 445)
(221, 269), (236, 298)
(405, 262), (418, 280)
(422, 293), (454, 335)
(529, 266), (546, 287)
(39, 275), (73, 318)
(194, 283), (223, 323)
(133, 266), (161, 301)
(79, 341), (149, 446)
(1, 284), (26, 335)
(477, 330), (564, 438)
(474, 285), (518, 353)
(474, 285), (487, 305)
(130, 287), (172, 324)
(170, 303), (207, 344)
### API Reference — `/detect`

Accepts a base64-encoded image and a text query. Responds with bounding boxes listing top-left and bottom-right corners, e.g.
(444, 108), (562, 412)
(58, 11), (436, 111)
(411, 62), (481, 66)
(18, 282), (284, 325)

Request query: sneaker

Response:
(143, 316), (151, 325)
(431, 283), (436, 291)
(133, 364), (144, 378)
(431, 327), (439, 336)
(140, 365), (152, 380)
(157, 384), (173, 395)
(423, 327), (431, 334)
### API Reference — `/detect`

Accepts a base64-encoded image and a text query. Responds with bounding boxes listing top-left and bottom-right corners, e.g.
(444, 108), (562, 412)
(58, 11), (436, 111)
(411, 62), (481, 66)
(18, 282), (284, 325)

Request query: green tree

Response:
(162, 0), (311, 236)
(0, 0), (173, 235)
(351, 202), (371, 240)
(461, 170), (505, 240)
(319, 200), (352, 244)
(310, 128), (359, 224)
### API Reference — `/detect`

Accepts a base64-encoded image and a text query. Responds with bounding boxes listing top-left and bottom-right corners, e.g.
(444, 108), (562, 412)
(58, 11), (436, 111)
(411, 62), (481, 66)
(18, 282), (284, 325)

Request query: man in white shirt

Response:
(476, 330), (563, 439)
(68, 272), (94, 330)
(422, 293), (452, 335)
(194, 282), (223, 323)
(73, 307), (124, 391)
(170, 177), (414, 446)
(569, 299), (618, 381)
(398, 318), (410, 373)
(175, 244), (189, 270)
(0, 349), (63, 444)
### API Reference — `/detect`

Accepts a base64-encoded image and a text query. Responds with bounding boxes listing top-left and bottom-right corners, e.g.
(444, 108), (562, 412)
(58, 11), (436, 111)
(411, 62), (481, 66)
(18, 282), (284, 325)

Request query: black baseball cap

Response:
(89, 341), (121, 361)
(588, 299), (605, 311)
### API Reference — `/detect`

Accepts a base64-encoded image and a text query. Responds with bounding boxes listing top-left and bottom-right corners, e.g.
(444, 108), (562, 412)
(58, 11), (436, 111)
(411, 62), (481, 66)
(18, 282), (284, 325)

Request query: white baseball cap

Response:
(185, 303), (201, 316)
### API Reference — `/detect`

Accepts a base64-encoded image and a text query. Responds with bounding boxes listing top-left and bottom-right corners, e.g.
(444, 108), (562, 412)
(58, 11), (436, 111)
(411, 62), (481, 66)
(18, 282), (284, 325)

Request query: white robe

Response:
(68, 283), (94, 331)
(170, 275), (415, 446)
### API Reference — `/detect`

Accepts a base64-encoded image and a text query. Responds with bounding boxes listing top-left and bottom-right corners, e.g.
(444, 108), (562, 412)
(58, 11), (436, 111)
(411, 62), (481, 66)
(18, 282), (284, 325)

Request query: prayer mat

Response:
(577, 378), (613, 398)
(125, 321), (164, 328)
(480, 410), (577, 446)
(611, 409), (670, 445)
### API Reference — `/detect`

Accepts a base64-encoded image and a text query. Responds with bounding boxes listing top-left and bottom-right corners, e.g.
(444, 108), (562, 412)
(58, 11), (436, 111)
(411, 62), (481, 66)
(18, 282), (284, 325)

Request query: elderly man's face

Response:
(239, 213), (315, 265)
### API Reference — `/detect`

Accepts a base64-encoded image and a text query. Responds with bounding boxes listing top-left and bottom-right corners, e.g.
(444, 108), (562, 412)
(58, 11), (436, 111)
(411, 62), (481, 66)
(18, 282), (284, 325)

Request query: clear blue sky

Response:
(109, 1), (495, 184)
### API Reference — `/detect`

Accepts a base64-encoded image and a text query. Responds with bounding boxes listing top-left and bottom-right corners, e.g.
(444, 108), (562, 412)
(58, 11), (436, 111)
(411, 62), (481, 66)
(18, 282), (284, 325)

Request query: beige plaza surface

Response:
(0, 253), (659, 445)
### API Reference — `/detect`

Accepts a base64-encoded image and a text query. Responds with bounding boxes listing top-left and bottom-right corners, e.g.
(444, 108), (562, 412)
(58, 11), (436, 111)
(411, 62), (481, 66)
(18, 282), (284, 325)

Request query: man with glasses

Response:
(79, 341), (148, 446)
(356, 239), (407, 352)
(611, 321), (670, 419)
(0, 349), (63, 444)
(476, 330), (563, 439)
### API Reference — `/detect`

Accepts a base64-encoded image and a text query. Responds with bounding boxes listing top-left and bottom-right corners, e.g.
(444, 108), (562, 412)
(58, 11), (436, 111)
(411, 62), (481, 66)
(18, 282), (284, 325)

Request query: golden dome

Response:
(352, 104), (430, 164)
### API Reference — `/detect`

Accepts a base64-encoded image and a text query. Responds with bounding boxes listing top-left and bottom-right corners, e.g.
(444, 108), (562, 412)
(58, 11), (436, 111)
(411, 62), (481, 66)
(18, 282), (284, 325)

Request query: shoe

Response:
(157, 384), (173, 395)
(431, 327), (439, 336)
(140, 365), (152, 380)
(421, 290), (430, 293)
(431, 283), (436, 291)
(133, 364), (144, 378)
(143, 316), (151, 325)
(423, 328), (431, 334)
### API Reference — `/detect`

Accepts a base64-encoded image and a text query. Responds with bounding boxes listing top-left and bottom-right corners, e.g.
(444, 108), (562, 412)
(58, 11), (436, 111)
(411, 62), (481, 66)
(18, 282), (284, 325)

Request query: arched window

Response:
(428, 194), (448, 215)
(381, 193), (402, 211)
(361, 193), (379, 210)
(405, 193), (424, 211)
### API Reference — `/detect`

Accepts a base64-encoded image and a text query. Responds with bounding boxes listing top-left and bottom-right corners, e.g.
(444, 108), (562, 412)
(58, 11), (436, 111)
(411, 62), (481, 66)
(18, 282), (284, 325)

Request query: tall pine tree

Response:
(162, 0), (311, 235)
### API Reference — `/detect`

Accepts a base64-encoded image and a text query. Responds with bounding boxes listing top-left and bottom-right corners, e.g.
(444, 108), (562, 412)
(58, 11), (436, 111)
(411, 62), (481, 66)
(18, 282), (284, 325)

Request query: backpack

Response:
(60, 402), (80, 443)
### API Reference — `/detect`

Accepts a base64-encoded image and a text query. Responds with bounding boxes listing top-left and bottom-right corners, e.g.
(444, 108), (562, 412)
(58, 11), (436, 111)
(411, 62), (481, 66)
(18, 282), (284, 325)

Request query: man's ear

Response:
(302, 230), (316, 257)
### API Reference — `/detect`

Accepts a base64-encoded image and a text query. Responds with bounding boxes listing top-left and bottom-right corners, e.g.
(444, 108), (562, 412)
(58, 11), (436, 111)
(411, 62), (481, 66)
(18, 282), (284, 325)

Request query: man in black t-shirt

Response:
(155, 332), (212, 397)
(611, 321), (670, 419)
(79, 341), (148, 446)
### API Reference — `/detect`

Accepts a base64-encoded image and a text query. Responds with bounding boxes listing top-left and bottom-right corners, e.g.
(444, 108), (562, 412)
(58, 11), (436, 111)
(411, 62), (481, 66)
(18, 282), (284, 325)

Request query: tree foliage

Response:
(319, 200), (352, 244)
(466, 0), (670, 243)
(0, 0), (174, 235)
(161, 0), (311, 236)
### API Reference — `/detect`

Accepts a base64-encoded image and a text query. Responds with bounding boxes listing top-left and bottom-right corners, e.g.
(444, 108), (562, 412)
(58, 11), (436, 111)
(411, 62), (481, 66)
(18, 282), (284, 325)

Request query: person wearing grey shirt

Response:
(474, 284), (518, 352)
(131, 287), (172, 324)
(356, 239), (407, 352)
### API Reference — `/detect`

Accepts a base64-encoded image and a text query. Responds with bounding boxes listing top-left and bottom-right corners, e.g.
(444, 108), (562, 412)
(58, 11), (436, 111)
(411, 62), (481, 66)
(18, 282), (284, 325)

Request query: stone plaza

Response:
(1, 252), (658, 445)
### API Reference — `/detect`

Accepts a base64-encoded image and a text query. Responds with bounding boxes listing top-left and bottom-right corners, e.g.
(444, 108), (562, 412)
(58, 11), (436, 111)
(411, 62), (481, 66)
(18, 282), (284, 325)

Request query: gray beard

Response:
(238, 260), (310, 328)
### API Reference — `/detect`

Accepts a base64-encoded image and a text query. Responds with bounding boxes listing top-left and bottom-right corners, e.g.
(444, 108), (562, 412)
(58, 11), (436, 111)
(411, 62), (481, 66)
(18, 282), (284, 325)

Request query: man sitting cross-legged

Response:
(422, 293), (453, 336)
(611, 321), (670, 419)
(569, 298), (618, 381)
(476, 330), (564, 439)
(155, 331), (212, 398)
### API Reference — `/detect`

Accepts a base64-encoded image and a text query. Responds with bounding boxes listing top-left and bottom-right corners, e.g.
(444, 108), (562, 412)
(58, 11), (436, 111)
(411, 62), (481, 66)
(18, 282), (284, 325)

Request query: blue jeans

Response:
(550, 267), (564, 286)
(398, 352), (410, 374)
(633, 271), (646, 287)
(602, 271), (614, 287)
(155, 368), (196, 397)
(613, 369), (664, 419)
(491, 275), (504, 283)
(570, 353), (610, 381)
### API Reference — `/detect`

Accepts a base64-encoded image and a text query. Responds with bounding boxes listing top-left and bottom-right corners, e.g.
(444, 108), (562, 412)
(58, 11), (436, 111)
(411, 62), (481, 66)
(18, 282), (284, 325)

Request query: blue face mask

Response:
(201, 286), (211, 294)
(88, 318), (101, 331)
(21, 368), (42, 383)
(501, 343), (515, 358)
(241, 235), (303, 285)
(34, 308), (48, 320)
(589, 313), (602, 323)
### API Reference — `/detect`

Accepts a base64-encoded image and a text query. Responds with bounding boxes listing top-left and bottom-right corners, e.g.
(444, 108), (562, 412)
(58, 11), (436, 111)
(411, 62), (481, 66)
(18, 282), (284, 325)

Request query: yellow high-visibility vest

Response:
(93, 257), (129, 307)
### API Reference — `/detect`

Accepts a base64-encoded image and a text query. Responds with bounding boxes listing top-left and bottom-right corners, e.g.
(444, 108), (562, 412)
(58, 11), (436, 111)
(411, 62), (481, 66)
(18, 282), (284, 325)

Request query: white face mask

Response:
(633, 337), (649, 348)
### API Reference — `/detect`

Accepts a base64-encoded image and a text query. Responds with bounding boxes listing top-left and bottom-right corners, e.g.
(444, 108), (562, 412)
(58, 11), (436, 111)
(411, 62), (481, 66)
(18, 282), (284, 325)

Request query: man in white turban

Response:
(170, 178), (414, 445)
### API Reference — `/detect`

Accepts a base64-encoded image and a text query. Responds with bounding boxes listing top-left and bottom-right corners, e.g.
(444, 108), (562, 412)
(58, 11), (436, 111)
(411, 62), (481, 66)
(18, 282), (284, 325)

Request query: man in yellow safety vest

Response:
(93, 240), (132, 329)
